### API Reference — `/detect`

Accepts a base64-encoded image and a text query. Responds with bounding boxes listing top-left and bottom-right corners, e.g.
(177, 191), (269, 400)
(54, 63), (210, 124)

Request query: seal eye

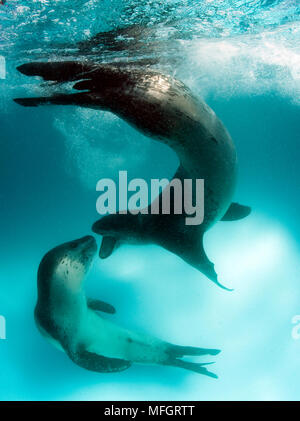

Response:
(69, 242), (77, 249)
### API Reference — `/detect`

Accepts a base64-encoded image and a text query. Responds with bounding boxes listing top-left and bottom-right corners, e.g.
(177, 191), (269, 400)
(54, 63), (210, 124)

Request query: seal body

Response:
(15, 62), (250, 289)
(35, 236), (220, 376)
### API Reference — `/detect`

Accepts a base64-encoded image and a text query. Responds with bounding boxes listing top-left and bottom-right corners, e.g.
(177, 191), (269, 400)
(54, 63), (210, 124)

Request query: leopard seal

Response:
(14, 61), (251, 289)
(35, 235), (220, 377)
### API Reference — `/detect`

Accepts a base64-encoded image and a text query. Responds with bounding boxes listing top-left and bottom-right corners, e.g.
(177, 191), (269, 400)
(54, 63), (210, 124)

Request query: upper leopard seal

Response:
(14, 61), (251, 289)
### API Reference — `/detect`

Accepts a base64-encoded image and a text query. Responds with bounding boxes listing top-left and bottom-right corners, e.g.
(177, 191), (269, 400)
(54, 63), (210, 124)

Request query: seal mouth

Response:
(79, 235), (97, 254)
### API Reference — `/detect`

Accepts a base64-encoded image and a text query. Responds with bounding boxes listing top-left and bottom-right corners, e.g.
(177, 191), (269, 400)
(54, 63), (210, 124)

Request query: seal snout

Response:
(69, 235), (97, 257)
(68, 236), (97, 268)
(92, 219), (107, 235)
(79, 235), (97, 251)
(17, 63), (38, 76)
(80, 235), (96, 244)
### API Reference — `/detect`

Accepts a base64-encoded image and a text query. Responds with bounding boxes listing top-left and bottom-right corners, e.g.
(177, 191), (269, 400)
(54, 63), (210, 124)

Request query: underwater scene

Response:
(0, 0), (300, 402)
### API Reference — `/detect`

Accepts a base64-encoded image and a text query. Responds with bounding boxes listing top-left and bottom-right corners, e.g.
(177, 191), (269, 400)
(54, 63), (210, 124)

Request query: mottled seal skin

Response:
(15, 61), (251, 289)
(35, 236), (220, 377)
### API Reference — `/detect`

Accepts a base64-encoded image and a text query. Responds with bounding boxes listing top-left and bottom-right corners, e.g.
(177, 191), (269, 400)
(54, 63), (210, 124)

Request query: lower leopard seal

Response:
(35, 235), (220, 376)
(14, 61), (251, 289)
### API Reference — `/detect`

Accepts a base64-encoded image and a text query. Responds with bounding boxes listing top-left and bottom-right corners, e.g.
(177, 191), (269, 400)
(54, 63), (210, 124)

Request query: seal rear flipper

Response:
(221, 202), (251, 221)
(165, 359), (218, 378)
(69, 347), (131, 373)
(14, 92), (91, 107)
(99, 236), (118, 259)
(87, 298), (116, 314)
(163, 338), (220, 377)
(168, 344), (220, 357)
(16, 61), (95, 82)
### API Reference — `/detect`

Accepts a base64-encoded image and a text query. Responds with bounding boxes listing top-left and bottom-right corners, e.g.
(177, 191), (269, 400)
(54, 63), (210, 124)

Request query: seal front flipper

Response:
(87, 298), (116, 314)
(192, 238), (233, 291)
(198, 258), (233, 292)
(99, 236), (117, 259)
(69, 347), (131, 373)
(221, 202), (251, 221)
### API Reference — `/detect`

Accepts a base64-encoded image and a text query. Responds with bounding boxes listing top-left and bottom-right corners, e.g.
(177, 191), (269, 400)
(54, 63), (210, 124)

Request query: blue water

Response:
(0, 0), (300, 401)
